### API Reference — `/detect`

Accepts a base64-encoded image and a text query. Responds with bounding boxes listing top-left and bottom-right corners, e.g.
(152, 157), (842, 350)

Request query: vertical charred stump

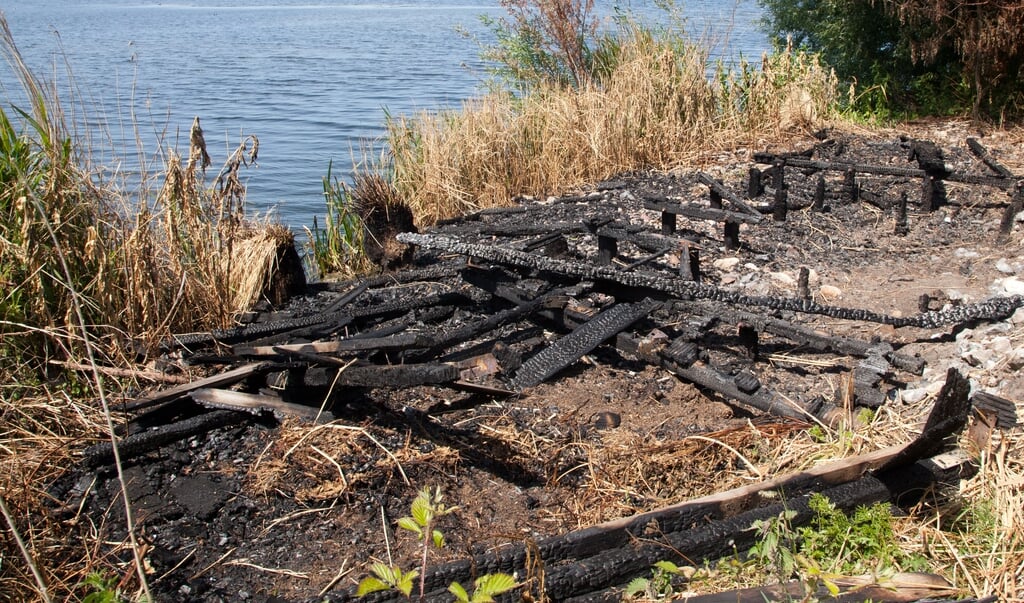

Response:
(747, 167), (763, 198)
(679, 243), (700, 282)
(661, 211), (677, 235)
(598, 235), (618, 265)
(844, 168), (858, 204)
(797, 267), (810, 300)
(813, 174), (826, 212)
(723, 221), (741, 251)
(999, 182), (1024, 243)
(895, 191), (910, 236)
(910, 140), (948, 212)
(773, 161), (788, 222)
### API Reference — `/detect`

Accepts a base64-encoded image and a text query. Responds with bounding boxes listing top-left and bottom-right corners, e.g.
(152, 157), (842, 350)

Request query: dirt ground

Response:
(57, 120), (1024, 602)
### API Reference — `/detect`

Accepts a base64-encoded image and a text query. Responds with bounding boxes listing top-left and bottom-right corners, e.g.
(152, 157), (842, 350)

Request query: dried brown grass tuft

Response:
(387, 31), (838, 225)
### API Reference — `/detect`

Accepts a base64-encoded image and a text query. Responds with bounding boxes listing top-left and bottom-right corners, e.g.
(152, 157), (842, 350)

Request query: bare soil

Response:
(57, 120), (1024, 603)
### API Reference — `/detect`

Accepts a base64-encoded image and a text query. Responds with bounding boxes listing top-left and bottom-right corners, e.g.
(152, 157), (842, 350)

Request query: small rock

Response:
(954, 248), (980, 259)
(995, 258), (1018, 275)
(961, 343), (994, 367)
(720, 273), (738, 285)
(769, 271), (796, 287)
(900, 388), (930, 404)
(713, 257), (741, 271)
(819, 285), (842, 301)
(1010, 307), (1024, 326)
(1008, 348), (1024, 371)
(999, 277), (1024, 296)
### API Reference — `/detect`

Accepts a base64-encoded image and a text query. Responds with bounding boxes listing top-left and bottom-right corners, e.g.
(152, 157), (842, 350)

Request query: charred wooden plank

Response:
(510, 299), (660, 390)
(333, 363), (460, 388)
(696, 172), (761, 216)
(643, 196), (762, 225)
(753, 153), (1015, 190)
(999, 183), (1024, 242)
(967, 137), (1015, 178)
(81, 409), (247, 468)
(119, 362), (282, 412)
(971, 391), (1019, 429)
(397, 233), (1024, 328)
(166, 313), (353, 350)
(190, 388), (328, 421)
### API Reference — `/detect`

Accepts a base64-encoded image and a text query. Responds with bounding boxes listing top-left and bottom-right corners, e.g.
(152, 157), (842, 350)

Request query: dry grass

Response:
(387, 31), (837, 225)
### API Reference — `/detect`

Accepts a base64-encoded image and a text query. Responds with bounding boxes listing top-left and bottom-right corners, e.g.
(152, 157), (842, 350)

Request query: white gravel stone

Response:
(713, 257), (741, 271)
(819, 285), (842, 301)
(769, 271), (796, 287)
(995, 258), (1019, 274)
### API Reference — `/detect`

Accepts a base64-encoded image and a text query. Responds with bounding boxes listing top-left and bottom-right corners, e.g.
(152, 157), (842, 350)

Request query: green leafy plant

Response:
(357, 486), (516, 601)
(306, 160), (368, 278)
(623, 560), (695, 600)
(81, 572), (122, 603)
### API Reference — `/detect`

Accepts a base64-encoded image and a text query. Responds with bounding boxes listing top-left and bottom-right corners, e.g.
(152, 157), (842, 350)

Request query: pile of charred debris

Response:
(78, 131), (1023, 602)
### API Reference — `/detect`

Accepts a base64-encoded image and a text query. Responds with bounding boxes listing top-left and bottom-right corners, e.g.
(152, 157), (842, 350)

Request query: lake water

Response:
(0, 1), (769, 230)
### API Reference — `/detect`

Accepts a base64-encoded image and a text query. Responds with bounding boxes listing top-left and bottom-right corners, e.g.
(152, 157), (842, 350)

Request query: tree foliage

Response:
(759, 0), (1024, 119)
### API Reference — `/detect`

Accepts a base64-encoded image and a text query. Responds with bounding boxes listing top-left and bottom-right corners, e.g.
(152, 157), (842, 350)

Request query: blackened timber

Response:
(119, 362), (282, 412)
(166, 312), (353, 350)
(696, 172), (761, 216)
(396, 233), (1024, 328)
(967, 137), (1015, 178)
(720, 308), (925, 374)
(999, 183), (1024, 241)
(643, 197), (762, 225)
(510, 299), (660, 390)
(333, 363), (460, 388)
(594, 224), (696, 255)
(661, 358), (819, 422)
(753, 153), (1015, 190)
(971, 391), (1019, 428)
(82, 410), (246, 468)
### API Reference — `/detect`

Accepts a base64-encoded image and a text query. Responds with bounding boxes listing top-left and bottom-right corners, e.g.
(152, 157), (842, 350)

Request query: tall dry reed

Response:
(386, 28), (837, 225)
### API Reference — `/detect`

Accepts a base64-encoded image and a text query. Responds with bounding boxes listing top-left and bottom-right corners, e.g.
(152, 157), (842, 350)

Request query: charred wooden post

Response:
(737, 322), (759, 359)
(999, 182), (1023, 242)
(709, 185), (723, 210)
(797, 267), (811, 300)
(844, 168), (858, 203)
(747, 167), (762, 198)
(919, 293), (932, 313)
(697, 173), (762, 217)
(772, 161), (788, 221)
(724, 221), (741, 250)
(895, 191), (910, 235)
(685, 243), (701, 282)
(813, 174), (825, 211)
(597, 234), (617, 265)
(910, 140), (948, 211)
(661, 210), (676, 235)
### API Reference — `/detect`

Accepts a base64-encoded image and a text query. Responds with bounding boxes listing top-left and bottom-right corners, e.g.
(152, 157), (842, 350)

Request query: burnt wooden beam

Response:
(81, 409), (247, 468)
(967, 137), (1015, 178)
(696, 172), (761, 217)
(720, 308), (925, 374)
(190, 388), (328, 421)
(643, 196), (762, 225)
(509, 299), (660, 390)
(333, 363), (460, 388)
(119, 362), (283, 412)
(397, 233), (1024, 328)
(754, 153), (1015, 190)
(999, 182), (1024, 242)
(773, 160), (788, 221)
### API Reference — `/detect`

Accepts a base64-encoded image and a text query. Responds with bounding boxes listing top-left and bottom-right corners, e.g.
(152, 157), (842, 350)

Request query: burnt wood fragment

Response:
(896, 191), (910, 235)
(754, 153), (1014, 189)
(747, 167), (762, 197)
(190, 388), (328, 421)
(166, 312), (354, 351)
(813, 174), (826, 211)
(82, 410), (247, 468)
(999, 183), (1023, 242)
(967, 137), (1015, 178)
(510, 299), (660, 390)
(971, 391), (1019, 429)
(642, 197), (762, 225)
(334, 363), (460, 388)
(773, 161), (788, 221)
(697, 172), (761, 216)
(119, 362), (282, 412)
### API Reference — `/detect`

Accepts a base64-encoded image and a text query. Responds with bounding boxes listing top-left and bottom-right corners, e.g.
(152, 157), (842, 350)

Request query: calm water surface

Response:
(1, 1), (769, 229)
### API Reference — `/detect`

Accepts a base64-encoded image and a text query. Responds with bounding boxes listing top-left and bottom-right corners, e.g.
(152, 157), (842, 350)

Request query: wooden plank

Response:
(642, 198), (762, 224)
(119, 362), (280, 412)
(696, 172), (761, 216)
(190, 388), (328, 422)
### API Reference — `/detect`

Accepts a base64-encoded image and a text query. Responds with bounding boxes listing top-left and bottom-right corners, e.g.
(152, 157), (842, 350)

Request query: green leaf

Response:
(370, 562), (397, 584)
(471, 573), (517, 602)
(432, 528), (446, 549)
(398, 516), (422, 535)
(397, 569), (418, 597)
(410, 488), (432, 527)
(448, 581), (471, 603)
(654, 560), (680, 574)
(624, 577), (649, 596)
(356, 576), (392, 596)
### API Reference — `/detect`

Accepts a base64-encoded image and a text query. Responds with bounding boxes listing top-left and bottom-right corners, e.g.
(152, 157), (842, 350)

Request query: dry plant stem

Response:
(0, 493), (52, 602)
(27, 192), (153, 600)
